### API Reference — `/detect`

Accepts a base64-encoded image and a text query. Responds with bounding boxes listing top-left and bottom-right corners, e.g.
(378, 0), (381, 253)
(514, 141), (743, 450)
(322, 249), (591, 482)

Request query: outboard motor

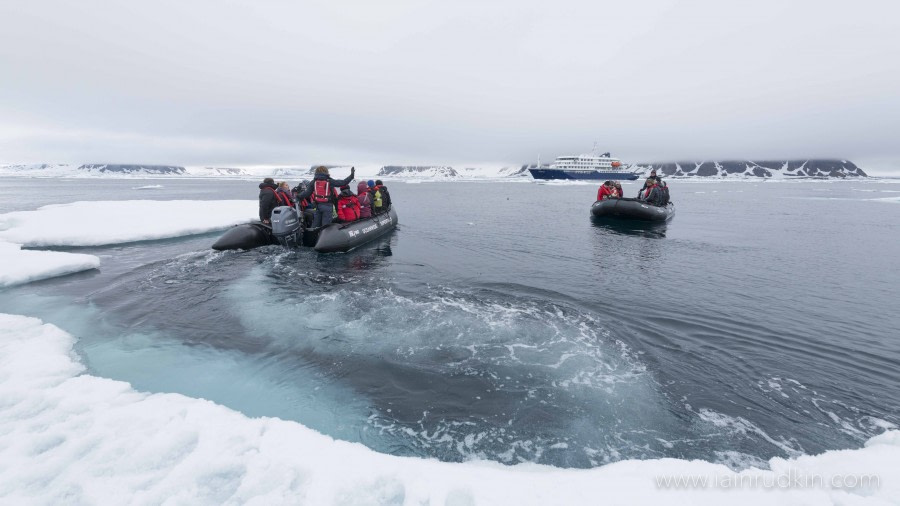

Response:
(270, 206), (302, 247)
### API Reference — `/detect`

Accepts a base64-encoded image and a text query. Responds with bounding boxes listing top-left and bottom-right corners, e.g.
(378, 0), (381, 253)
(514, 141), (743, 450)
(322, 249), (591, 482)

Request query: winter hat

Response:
(367, 180), (375, 187)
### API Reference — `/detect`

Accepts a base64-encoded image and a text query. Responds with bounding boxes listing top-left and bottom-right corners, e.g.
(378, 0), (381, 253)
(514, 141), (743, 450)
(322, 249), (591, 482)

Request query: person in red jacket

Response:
(597, 181), (616, 201)
(356, 181), (373, 218)
(336, 185), (361, 222)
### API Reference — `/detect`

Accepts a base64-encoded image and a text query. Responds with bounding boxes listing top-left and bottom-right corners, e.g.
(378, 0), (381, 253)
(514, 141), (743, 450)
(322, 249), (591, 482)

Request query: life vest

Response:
(275, 189), (293, 207)
(264, 187), (292, 207)
(313, 180), (333, 204)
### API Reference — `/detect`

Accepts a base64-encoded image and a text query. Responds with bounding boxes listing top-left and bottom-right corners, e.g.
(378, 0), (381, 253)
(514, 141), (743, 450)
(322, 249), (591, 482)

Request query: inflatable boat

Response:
(590, 198), (674, 222)
(212, 205), (398, 252)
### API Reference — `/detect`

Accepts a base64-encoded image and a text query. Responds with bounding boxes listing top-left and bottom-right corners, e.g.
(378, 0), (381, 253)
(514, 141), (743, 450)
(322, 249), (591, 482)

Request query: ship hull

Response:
(528, 169), (640, 181)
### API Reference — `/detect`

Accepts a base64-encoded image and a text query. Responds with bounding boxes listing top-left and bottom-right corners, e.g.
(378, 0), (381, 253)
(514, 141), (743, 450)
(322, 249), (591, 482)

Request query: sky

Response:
(1, 0), (898, 175)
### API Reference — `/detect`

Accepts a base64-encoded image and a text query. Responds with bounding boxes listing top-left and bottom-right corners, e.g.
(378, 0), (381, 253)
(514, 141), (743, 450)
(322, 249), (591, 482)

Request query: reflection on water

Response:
(591, 216), (668, 238)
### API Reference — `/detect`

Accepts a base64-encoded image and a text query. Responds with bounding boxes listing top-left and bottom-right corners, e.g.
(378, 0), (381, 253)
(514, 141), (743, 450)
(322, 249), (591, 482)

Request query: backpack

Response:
(372, 188), (383, 209)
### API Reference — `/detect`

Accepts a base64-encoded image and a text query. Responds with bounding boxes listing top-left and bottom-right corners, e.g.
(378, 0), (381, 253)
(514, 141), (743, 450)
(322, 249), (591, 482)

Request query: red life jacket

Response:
(643, 184), (657, 199)
(264, 187), (292, 206)
(313, 180), (333, 204)
(276, 190), (293, 206)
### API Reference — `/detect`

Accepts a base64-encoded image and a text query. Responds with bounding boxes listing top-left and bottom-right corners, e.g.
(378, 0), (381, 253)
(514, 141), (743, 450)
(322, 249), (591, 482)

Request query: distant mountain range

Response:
(633, 159), (867, 178)
(378, 166), (459, 178)
(0, 159), (869, 179)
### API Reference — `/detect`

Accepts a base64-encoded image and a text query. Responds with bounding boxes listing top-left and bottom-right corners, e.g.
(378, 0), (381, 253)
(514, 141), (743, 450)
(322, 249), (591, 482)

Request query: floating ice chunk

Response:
(0, 242), (99, 287)
(1, 313), (900, 504)
(0, 200), (257, 247)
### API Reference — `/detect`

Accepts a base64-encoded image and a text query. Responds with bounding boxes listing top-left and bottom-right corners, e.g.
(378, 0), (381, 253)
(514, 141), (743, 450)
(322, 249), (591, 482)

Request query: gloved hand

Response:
(350, 166), (355, 178)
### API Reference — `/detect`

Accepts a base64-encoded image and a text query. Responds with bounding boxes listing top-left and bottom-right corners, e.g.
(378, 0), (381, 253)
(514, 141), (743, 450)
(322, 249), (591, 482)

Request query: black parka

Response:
(258, 182), (279, 221)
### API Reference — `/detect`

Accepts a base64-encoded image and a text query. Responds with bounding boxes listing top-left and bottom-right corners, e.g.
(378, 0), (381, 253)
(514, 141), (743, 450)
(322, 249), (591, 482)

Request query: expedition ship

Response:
(528, 151), (639, 180)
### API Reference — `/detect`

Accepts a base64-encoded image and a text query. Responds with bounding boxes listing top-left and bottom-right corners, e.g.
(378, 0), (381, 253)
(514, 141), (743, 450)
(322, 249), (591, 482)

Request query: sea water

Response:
(1, 177), (898, 470)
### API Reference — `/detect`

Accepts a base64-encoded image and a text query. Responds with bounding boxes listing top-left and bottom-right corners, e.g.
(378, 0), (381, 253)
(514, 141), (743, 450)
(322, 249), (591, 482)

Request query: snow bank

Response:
(1, 313), (898, 505)
(0, 243), (99, 287)
(0, 200), (257, 247)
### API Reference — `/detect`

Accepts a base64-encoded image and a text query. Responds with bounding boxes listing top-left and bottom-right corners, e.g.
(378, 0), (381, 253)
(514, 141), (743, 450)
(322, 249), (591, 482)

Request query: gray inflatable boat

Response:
(212, 205), (398, 252)
(590, 198), (674, 222)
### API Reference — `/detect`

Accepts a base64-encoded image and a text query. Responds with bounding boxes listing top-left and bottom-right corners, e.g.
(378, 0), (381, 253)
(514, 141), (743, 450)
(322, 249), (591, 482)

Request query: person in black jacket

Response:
(296, 166), (356, 227)
(373, 179), (392, 212)
(258, 177), (279, 224)
(637, 169), (659, 197)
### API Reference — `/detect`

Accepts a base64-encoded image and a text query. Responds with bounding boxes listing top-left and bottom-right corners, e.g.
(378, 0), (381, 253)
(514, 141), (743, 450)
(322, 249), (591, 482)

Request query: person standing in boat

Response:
(258, 177), (280, 225)
(295, 166), (355, 228)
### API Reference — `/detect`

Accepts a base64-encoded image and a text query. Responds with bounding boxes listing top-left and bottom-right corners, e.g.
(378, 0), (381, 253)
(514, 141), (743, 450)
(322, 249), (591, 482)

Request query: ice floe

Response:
(0, 243), (99, 287)
(0, 200), (257, 247)
(1, 313), (898, 505)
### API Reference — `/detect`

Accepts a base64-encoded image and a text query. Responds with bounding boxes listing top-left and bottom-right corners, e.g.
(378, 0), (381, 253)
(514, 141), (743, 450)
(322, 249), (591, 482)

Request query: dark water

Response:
(2, 177), (899, 469)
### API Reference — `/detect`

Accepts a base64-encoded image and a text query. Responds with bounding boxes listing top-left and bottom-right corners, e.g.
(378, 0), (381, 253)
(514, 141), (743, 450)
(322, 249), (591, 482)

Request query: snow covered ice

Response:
(0, 242), (99, 287)
(1, 313), (898, 504)
(0, 200), (256, 286)
(0, 200), (257, 247)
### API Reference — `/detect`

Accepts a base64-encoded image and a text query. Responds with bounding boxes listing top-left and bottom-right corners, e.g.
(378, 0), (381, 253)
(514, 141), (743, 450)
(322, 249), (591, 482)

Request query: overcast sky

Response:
(1, 0), (898, 174)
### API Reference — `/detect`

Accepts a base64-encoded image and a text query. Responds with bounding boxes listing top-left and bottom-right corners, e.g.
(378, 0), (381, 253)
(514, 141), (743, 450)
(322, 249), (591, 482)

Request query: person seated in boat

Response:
(296, 166), (356, 227)
(275, 181), (294, 207)
(368, 180), (384, 214)
(371, 179), (391, 213)
(292, 180), (312, 210)
(336, 185), (361, 222)
(639, 177), (663, 205)
(613, 181), (624, 198)
(379, 180), (392, 210)
(292, 180), (316, 226)
(656, 179), (670, 205)
(357, 181), (373, 218)
(597, 181), (617, 201)
(258, 177), (280, 225)
(637, 170), (658, 196)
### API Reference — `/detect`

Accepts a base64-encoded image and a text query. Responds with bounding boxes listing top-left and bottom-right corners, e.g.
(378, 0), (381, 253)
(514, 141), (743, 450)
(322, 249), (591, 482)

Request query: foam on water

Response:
(221, 265), (677, 467)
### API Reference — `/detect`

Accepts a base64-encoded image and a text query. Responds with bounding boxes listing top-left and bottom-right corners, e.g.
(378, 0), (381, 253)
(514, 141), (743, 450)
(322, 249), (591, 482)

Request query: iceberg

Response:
(0, 200), (257, 247)
(0, 242), (99, 287)
(1, 313), (897, 505)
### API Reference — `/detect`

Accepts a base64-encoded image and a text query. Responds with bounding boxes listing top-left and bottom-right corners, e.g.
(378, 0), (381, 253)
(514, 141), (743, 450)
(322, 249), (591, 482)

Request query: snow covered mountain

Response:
(634, 160), (867, 178)
(0, 164), (187, 177)
(0, 159), (871, 180)
(78, 164), (186, 175)
(377, 166), (459, 179)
